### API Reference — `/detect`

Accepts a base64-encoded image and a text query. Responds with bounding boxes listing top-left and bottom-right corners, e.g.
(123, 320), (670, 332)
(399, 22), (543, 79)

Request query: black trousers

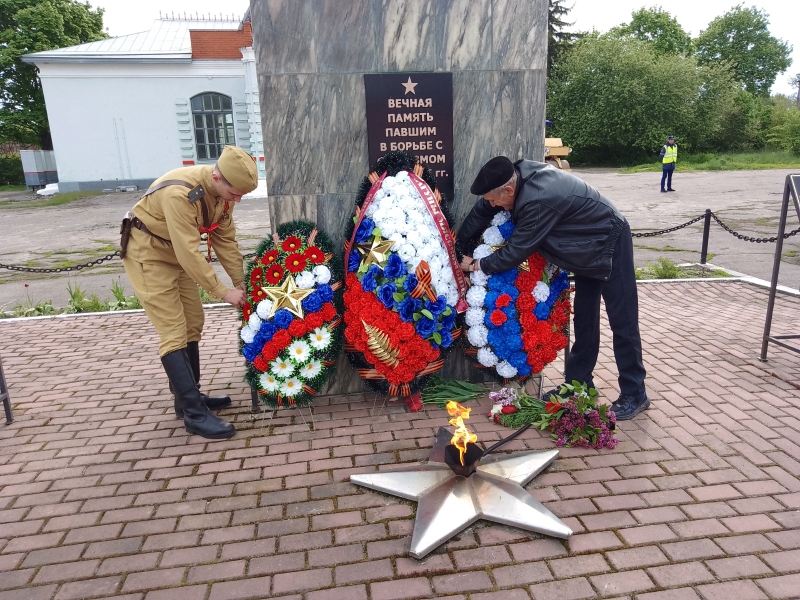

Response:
(564, 222), (646, 396)
(661, 163), (675, 190)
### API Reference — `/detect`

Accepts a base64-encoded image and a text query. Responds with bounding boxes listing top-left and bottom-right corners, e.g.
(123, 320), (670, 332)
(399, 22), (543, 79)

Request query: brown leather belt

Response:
(129, 214), (170, 245)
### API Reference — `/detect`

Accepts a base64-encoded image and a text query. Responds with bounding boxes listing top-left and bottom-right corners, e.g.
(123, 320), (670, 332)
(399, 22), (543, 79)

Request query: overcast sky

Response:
(96, 0), (797, 96)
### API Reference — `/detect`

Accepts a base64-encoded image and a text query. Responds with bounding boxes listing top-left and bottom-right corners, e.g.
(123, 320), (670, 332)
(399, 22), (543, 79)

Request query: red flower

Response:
(285, 253), (308, 274)
(253, 356), (269, 371)
(282, 236), (303, 252)
(489, 309), (507, 326)
(304, 246), (325, 264)
(528, 253), (547, 275)
(501, 405), (517, 414)
(305, 312), (324, 330)
(262, 342), (280, 362)
(265, 264), (285, 284)
(496, 293), (512, 308)
(397, 323), (415, 341)
(288, 319), (307, 337)
(261, 250), (279, 265)
(545, 399), (562, 414)
(516, 293), (535, 312)
(272, 329), (291, 349)
(249, 267), (264, 283)
(320, 302), (336, 321)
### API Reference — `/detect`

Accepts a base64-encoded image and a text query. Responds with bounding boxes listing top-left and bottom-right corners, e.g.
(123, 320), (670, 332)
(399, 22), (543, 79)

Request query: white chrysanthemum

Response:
(280, 377), (302, 397)
(313, 265), (331, 284)
(380, 221), (398, 238)
(259, 372), (280, 392)
(444, 287), (459, 306)
(496, 361), (518, 378)
(466, 285), (487, 308)
(270, 357), (294, 378)
(248, 313), (262, 332)
(491, 211), (511, 226)
(295, 271), (316, 289)
(477, 347), (499, 367)
(417, 244), (435, 262)
(287, 340), (312, 363)
(240, 326), (256, 344)
(473, 244), (493, 260)
(365, 202), (378, 219)
(465, 307), (486, 327)
(396, 243), (416, 262)
(439, 268), (454, 284)
(533, 281), (550, 303)
(470, 270), (489, 286)
(396, 170), (410, 182)
(256, 299), (274, 321)
(415, 224), (432, 240)
(467, 324), (489, 347)
(308, 327), (332, 350)
(405, 229), (422, 246)
(298, 360), (322, 380)
(407, 209), (425, 223)
(482, 226), (504, 246)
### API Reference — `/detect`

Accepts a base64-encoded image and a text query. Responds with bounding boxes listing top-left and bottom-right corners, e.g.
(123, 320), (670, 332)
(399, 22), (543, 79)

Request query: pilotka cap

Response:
(470, 156), (515, 195)
(217, 146), (258, 193)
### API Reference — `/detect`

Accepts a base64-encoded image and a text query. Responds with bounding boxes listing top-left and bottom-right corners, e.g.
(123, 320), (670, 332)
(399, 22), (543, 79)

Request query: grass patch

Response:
(621, 151), (800, 174)
(636, 257), (732, 280)
(0, 190), (102, 209)
(634, 244), (697, 253)
(0, 185), (27, 192)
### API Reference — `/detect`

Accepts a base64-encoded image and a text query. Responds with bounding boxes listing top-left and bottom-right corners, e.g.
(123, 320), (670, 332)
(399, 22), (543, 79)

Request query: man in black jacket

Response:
(457, 156), (648, 420)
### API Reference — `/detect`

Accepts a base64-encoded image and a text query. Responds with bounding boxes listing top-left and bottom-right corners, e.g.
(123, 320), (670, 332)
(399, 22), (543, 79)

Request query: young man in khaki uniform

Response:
(121, 145), (258, 439)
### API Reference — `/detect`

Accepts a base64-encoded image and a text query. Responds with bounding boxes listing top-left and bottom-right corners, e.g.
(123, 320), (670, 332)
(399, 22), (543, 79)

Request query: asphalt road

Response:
(1, 168), (798, 312)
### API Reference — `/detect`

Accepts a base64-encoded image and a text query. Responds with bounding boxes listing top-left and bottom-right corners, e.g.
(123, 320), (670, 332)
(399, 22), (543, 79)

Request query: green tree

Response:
(610, 7), (693, 57)
(547, 0), (581, 78)
(789, 74), (800, 108)
(768, 109), (800, 156)
(695, 5), (791, 97)
(0, 0), (106, 146)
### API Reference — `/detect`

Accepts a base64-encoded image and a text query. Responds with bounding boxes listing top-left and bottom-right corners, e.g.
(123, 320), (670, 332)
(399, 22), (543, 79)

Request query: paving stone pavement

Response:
(0, 280), (798, 600)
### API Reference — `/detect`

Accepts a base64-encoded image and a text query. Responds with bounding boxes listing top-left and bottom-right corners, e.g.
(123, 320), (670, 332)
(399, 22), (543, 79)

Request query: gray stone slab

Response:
(316, 0), (378, 74)
(374, 0), (436, 72)
(434, 0), (492, 71)
(523, 69), (547, 161)
(452, 70), (494, 193)
(316, 193), (359, 253)
(267, 195), (318, 230)
(250, 0), (318, 74)
(492, 0), (547, 71)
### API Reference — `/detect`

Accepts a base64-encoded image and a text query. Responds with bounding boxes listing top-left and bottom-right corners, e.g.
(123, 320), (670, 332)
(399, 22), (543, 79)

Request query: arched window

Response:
(191, 93), (235, 161)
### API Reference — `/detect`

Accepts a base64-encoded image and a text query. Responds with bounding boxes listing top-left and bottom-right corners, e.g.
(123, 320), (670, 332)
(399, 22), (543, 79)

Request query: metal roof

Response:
(22, 18), (244, 64)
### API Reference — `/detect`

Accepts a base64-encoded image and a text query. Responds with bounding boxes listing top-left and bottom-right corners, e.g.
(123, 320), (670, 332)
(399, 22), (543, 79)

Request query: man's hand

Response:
(222, 288), (246, 308)
(236, 282), (246, 291)
(460, 255), (474, 272)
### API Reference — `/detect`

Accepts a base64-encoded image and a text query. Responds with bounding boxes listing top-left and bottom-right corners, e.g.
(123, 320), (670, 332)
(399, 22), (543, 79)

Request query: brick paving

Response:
(0, 280), (798, 600)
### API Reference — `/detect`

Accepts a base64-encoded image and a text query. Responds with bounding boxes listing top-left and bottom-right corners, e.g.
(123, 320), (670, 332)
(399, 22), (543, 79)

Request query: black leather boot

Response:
(161, 349), (235, 439)
(185, 341), (232, 412)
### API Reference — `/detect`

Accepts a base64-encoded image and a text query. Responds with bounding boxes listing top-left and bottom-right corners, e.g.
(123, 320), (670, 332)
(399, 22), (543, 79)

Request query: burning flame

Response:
(446, 401), (478, 466)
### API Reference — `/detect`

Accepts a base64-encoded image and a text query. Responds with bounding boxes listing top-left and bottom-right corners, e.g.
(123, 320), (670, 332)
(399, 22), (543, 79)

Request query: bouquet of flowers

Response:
(464, 210), (572, 381)
(343, 152), (468, 399)
(487, 382), (617, 449)
(239, 221), (342, 407)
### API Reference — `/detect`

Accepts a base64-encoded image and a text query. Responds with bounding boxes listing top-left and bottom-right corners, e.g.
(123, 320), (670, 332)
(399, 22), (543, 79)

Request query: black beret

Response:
(470, 156), (515, 195)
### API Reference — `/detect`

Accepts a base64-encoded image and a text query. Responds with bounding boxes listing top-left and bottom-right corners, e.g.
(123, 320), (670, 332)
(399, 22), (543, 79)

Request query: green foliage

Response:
(0, 152), (24, 185)
(622, 150), (800, 172)
(107, 279), (141, 310)
(0, 0), (107, 144)
(547, 0), (582, 78)
(695, 5), (791, 98)
(768, 109), (800, 156)
(65, 281), (104, 313)
(650, 258), (681, 279)
(420, 376), (485, 409)
(609, 7), (693, 57)
(0, 189), (102, 209)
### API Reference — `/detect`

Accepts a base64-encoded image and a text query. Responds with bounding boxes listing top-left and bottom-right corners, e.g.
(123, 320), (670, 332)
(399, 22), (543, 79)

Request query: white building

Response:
(23, 13), (264, 193)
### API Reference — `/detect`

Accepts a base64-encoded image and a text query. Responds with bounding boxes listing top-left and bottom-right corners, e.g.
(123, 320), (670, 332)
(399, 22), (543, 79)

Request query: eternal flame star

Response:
(356, 235), (395, 269)
(401, 76), (418, 95)
(261, 275), (313, 319)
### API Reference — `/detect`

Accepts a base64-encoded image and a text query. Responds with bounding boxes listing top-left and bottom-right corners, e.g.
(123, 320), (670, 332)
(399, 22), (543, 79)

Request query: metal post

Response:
(250, 385), (261, 413)
(700, 209), (711, 264)
(760, 177), (793, 361)
(0, 357), (13, 425)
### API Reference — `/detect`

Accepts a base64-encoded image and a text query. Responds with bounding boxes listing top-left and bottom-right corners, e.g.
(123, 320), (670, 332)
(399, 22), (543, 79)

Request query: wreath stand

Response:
(249, 385), (317, 434)
(760, 174), (800, 360)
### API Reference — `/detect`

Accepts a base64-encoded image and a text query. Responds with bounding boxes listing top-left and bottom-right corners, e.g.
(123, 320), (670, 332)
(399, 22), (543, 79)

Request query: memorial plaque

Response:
(364, 72), (454, 201)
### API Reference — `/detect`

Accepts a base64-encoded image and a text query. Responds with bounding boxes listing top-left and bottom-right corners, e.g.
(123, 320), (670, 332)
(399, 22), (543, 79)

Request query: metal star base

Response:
(350, 449), (572, 559)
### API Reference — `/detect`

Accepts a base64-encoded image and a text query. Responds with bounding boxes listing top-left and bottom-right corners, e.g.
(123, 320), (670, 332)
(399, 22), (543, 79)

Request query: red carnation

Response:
(397, 323), (415, 341)
(262, 342), (280, 361)
(501, 405), (517, 414)
(304, 246), (325, 264)
(516, 271), (537, 293)
(489, 309), (507, 326)
(528, 253), (547, 275)
(272, 329), (291, 348)
(288, 319), (307, 337)
(261, 250), (279, 266)
(516, 293), (535, 312)
(320, 302), (336, 321)
(305, 312), (324, 330)
(496, 293), (512, 308)
(253, 356), (269, 371)
(265, 264), (285, 284)
(285, 253), (308, 274)
(281, 236), (303, 252)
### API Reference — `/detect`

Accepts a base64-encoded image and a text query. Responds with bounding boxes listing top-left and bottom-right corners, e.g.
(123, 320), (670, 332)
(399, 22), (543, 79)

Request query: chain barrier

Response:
(710, 213), (800, 244)
(630, 214), (706, 238)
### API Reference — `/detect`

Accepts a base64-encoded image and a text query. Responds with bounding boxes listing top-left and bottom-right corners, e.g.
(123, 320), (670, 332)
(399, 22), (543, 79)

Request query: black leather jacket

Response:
(457, 160), (626, 281)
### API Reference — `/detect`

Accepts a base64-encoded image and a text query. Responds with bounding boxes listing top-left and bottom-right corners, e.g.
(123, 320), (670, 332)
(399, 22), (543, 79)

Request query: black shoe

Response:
(175, 341), (232, 418)
(611, 392), (649, 421)
(667, 188), (676, 192)
(162, 349), (235, 439)
(541, 387), (564, 401)
(660, 189), (667, 193)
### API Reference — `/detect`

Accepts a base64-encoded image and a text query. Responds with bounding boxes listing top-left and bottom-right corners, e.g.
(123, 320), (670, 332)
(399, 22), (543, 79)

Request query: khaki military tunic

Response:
(123, 166), (244, 356)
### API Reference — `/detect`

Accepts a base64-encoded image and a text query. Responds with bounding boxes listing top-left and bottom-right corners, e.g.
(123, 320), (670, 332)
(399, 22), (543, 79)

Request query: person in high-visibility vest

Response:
(659, 135), (677, 192)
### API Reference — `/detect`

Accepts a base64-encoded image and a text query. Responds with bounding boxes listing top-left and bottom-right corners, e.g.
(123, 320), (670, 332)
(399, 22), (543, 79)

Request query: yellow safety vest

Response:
(662, 144), (677, 164)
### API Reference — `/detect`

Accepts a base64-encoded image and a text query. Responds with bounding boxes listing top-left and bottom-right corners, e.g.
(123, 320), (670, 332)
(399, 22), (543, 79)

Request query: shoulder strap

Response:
(142, 179), (194, 197)
(141, 179), (211, 228)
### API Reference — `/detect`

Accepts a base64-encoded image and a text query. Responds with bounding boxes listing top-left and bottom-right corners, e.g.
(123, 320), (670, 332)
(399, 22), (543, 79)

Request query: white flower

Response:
(298, 360), (322, 380)
(415, 224), (432, 240)
(380, 221), (398, 238)
(533, 281), (550, 303)
(295, 271), (316, 289)
(482, 226), (504, 246)
(490, 404), (504, 416)
(466, 285), (487, 308)
(397, 243), (416, 262)
(470, 270), (489, 286)
(417, 244), (435, 261)
(256, 299), (274, 321)
(248, 313), (262, 332)
(491, 211), (511, 227)
(496, 361), (518, 378)
(313, 265), (331, 284)
(407, 209), (425, 223)
(473, 244), (493, 260)
(467, 324), (489, 347)
(280, 377), (303, 397)
(465, 307), (486, 327)
(405, 229), (422, 245)
(477, 347), (499, 367)
(240, 326), (256, 344)
(308, 327), (332, 350)
(365, 202), (378, 219)
(444, 287), (459, 306)
(287, 340), (312, 363)
(259, 372), (280, 392)
(270, 357), (294, 377)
